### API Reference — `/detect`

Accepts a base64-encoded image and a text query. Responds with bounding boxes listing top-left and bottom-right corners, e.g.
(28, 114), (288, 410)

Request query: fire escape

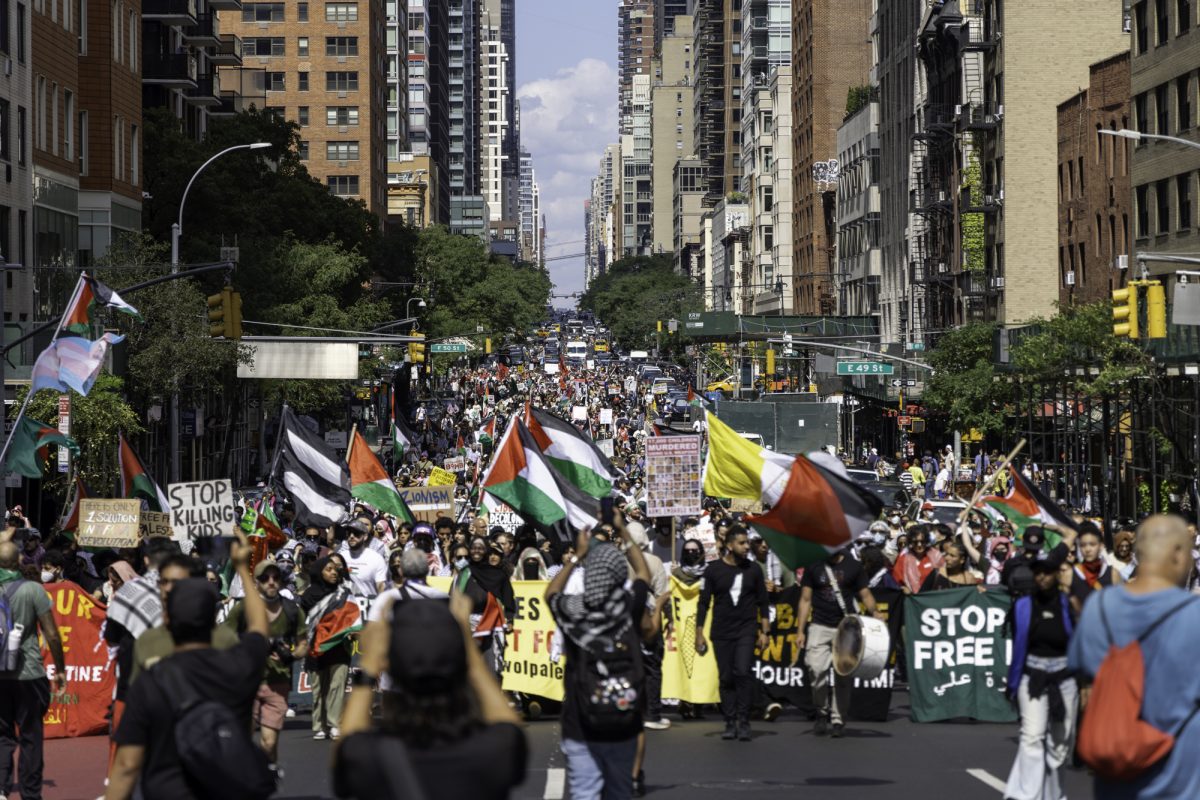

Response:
(694, 0), (726, 206)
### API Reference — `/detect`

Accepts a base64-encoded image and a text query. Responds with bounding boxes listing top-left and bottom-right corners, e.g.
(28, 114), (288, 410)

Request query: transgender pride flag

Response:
(30, 333), (124, 396)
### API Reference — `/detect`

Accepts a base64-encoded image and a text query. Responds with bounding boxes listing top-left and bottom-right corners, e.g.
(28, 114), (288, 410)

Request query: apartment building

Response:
(673, 157), (705, 278)
(835, 96), (881, 317)
(1058, 52), (1131, 307)
(618, 0), (654, 133)
(479, 4), (508, 222)
(448, 0), (483, 233)
(399, 0), (447, 224)
(620, 73), (652, 256)
(767, 66), (793, 313)
(692, 0), (739, 205)
(653, 0), (686, 53)
(650, 13), (693, 253)
(0, 0), (34, 328)
(518, 145), (540, 264)
(220, 0), (389, 217)
(143, 0), (233, 141)
(586, 143), (619, 285)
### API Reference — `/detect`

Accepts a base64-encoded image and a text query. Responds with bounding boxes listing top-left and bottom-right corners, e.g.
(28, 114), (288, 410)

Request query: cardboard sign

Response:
(78, 499), (141, 548)
(644, 435), (703, 517)
(397, 485), (455, 522)
(571, 405), (587, 422)
(427, 467), (457, 486)
(595, 438), (614, 458)
(442, 456), (467, 474)
(167, 479), (238, 540)
(484, 500), (522, 533)
(599, 408), (613, 425)
(139, 510), (173, 539)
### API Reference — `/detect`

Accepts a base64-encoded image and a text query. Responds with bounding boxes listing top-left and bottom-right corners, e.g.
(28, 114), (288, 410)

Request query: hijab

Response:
(464, 537), (514, 611)
(549, 542), (632, 654)
(299, 556), (342, 612)
(517, 547), (549, 581)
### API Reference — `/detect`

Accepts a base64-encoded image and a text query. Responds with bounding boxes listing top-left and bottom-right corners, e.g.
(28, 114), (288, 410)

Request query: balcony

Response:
(211, 33), (242, 66)
(186, 72), (221, 107)
(960, 185), (1003, 213)
(183, 13), (219, 46)
(957, 102), (1003, 131)
(142, 0), (197, 24)
(207, 0), (241, 11)
(143, 52), (198, 87)
(211, 88), (266, 117)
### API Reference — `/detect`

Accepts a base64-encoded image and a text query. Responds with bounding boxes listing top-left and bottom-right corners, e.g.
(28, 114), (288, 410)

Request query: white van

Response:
(566, 340), (589, 363)
(629, 350), (650, 364)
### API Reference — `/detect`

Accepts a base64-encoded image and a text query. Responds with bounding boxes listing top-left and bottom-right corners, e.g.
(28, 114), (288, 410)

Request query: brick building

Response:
(1057, 52), (1131, 307)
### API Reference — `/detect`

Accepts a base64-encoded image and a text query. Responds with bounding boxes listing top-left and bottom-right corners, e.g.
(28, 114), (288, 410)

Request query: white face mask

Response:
(454, 557), (469, 570)
(40, 570), (55, 583)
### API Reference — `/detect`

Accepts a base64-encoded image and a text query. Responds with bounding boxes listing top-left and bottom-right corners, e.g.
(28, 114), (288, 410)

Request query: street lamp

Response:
(406, 297), (428, 328)
(1099, 128), (1200, 151)
(168, 141), (272, 484)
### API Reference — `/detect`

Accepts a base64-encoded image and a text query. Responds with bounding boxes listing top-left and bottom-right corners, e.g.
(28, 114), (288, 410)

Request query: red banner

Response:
(40, 581), (115, 739)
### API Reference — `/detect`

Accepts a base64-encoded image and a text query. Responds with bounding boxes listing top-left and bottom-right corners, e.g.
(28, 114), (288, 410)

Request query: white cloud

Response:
(518, 58), (618, 298)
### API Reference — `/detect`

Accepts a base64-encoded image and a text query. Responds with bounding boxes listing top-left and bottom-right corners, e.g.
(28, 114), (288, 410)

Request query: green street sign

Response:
(836, 361), (895, 376)
(429, 343), (468, 354)
(907, 342), (926, 352)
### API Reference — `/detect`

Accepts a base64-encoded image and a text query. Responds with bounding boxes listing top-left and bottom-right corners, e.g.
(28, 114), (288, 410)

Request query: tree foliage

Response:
(578, 255), (702, 350)
(922, 322), (1007, 433)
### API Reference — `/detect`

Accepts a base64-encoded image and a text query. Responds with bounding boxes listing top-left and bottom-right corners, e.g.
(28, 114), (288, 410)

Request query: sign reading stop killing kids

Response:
(644, 435), (702, 518)
(167, 479), (239, 541)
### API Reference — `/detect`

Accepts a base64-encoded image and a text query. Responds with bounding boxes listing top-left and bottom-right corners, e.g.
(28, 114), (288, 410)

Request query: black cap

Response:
(165, 578), (220, 639)
(387, 601), (466, 690)
(1023, 526), (1046, 551)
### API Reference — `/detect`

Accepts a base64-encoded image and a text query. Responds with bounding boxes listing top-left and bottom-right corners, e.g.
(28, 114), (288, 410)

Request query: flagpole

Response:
(0, 272), (87, 474)
(958, 438), (1027, 527)
(266, 402), (289, 486)
(346, 423), (357, 464)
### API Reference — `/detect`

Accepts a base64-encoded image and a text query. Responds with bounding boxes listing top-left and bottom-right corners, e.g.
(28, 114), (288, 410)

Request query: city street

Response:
(42, 689), (1094, 799)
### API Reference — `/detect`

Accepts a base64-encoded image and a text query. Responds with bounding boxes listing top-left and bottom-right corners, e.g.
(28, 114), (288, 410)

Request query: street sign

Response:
(890, 379), (918, 388)
(430, 343), (468, 354)
(836, 361), (895, 376)
(906, 342), (926, 352)
(898, 415), (912, 426)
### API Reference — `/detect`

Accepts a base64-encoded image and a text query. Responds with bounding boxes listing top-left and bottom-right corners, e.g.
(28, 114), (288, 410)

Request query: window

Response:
(297, 1), (306, 19)
(1157, 0), (1169, 44)
(0, 100), (8, 162)
(298, 140), (308, 159)
(1136, 0), (1149, 51)
(325, 140), (358, 160)
(129, 122), (137, 184)
(110, 0), (117, 60)
(0, 0), (9, 54)
(326, 105), (358, 125)
(246, 36), (284, 56)
(298, 106), (309, 125)
(325, 36), (357, 56)
(1179, 174), (1193, 228)
(241, 2), (283, 22)
(78, 109), (86, 174)
(35, 75), (43, 150)
(15, 105), (23, 164)
(77, 0), (84, 54)
(1179, 76), (1192, 130)
(1137, 184), (1150, 237)
(298, 71), (308, 90)
(1135, 92), (1149, 134)
(325, 71), (357, 91)
(325, 2), (356, 21)
(50, 83), (57, 156)
(1157, 179), (1171, 233)
(1156, 83), (1169, 133)
(112, 115), (122, 180)
(1182, 0), (1192, 32)
(327, 175), (359, 195)
(63, 91), (72, 161)
(15, 2), (23, 63)
(128, 10), (135, 69)
(266, 71), (284, 91)
(297, 36), (308, 56)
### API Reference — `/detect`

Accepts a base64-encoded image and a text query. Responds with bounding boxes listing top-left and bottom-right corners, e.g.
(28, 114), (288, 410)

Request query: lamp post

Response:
(1099, 128), (1200, 151)
(169, 142), (272, 484)
(406, 297), (428, 330)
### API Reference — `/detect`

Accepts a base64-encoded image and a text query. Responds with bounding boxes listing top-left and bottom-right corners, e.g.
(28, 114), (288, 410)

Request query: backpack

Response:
(573, 628), (644, 738)
(1077, 594), (1199, 782)
(149, 658), (276, 800)
(0, 580), (26, 673)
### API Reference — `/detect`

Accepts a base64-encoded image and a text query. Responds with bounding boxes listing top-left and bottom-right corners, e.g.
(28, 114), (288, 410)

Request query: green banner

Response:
(903, 587), (1017, 723)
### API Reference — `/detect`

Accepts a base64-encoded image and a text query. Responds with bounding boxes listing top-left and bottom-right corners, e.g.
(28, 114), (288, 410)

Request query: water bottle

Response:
(4, 623), (24, 671)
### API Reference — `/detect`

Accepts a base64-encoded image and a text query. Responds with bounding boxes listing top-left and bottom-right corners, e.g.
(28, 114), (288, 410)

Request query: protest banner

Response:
(571, 405), (587, 422)
(645, 435), (702, 518)
(442, 456), (467, 474)
(500, 581), (565, 701)
(42, 581), (115, 738)
(427, 467), (457, 486)
(484, 501), (523, 533)
(139, 510), (173, 539)
(77, 499), (141, 548)
(904, 587), (1016, 723)
(662, 575), (719, 703)
(599, 408), (613, 426)
(167, 479), (238, 540)
(397, 485), (455, 521)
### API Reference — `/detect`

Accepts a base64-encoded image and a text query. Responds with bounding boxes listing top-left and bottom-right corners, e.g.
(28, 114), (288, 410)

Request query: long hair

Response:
(379, 680), (484, 747)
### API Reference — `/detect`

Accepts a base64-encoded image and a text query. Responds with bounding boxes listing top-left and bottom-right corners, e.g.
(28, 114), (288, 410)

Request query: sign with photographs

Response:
(644, 435), (702, 518)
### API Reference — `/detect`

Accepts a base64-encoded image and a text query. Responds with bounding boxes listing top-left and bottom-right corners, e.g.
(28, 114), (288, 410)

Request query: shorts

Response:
(253, 682), (291, 731)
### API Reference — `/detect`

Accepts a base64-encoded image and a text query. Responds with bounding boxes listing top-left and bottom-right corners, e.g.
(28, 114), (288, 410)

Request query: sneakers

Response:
(737, 721), (752, 742)
(813, 716), (829, 737)
(329, 726), (340, 740)
(763, 702), (782, 722)
(313, 730), (327, 740)
(721, 721), (737, 740)
(643, 717), (671, 731)
(831, 723), (844, 739)
(633, 769), (646, 797)
(285, 707), (296, 719)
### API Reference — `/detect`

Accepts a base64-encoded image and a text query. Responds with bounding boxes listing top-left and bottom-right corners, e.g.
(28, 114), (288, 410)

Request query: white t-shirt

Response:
(337, 545), (388, 598)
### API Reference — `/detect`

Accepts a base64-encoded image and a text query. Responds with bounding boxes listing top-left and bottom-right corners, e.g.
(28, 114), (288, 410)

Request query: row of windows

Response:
(1133, 0), (1192, 55)
(264, 71), (358, 91)
(295, 140), (360, 160)
(1135, 174), (1196, 238)
(241, 2), (356, 22)
(1133, 75), (1195, 139)
(245, 36), (358, 57)
(285, 105), (361, 126)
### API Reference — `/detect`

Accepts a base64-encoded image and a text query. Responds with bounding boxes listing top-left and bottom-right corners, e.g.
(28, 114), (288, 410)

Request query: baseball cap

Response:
(387, 599), (466, 690)
(165, 578), (220, 635)
(342, 518), (372, 536)
(254, 559), (282, 580)
(412, 521), (435, 539)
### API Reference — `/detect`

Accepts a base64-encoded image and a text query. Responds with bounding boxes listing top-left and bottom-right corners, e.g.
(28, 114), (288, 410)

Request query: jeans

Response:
(642, 633), (664, 719)
(805, 623), (850, 725)
(561, 737), (636, 800)
(0, 677), (51, 800)
(310, 662), (349, 732)
(713, 633), (756, 724)
(1004, 659), (1078, 800)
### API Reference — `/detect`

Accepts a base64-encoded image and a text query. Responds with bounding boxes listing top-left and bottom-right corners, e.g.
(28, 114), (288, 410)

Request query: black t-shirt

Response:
(1002, 543), (1069, 596)
(696, 558), (769, 641)
(559, 579), (649, 743)
(114, 633), (270, 800)
(333, 723), (527, 800)
(1028, 593), (1069, 658)
(800, 556), (868, 628)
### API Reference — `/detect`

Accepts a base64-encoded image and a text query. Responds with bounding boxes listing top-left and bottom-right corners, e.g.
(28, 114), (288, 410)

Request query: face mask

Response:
(40, 570), (55, 583)
(454, 557), (469, 570)
(682, 550), (703, 566)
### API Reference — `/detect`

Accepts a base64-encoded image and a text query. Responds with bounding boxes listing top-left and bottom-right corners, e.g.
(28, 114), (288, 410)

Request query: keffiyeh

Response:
(549, 542), (632, 655)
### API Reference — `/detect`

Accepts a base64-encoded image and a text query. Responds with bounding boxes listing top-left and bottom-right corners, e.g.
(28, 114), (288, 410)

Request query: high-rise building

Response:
(399, 0), (448, 224)
(0, 0), (34, 330)
(673, 158), (706, 278)
(650, 13), (693, 253)
(653, 0), (688, 53)
(791, 0), (872, 315)
(767, 66), (794, 312)
(144, 0), (235, 140)
(480, 2), (510, 223)
(221, 0), (390, 217)
(518, 146), (542, 264)
(448, 0), (481, 206)
(693, 0), (740, 206)
(586, 143), (619, 286)
(618, 0), (655, 133)
(621, 74), (653, 256)
(835, 96), (880, 317)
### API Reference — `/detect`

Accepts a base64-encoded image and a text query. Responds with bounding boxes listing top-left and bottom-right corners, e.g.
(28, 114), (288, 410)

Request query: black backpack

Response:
(149, 659), (276, 800)
(573, 627), (644, 738)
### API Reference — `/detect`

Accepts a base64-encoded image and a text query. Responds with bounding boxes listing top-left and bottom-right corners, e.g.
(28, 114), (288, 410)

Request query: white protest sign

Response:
(167, 479), (239, 540)
(599, 408), (613, 425)
(443, 456), (467, 473)
(571, 405), (588, 422)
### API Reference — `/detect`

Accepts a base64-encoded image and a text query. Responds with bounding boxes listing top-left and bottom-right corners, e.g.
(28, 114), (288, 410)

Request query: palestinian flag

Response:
(526, 407), (616, 499)
(118, 433), (169, 512)
(348, 429), (415, 524)
(687, 386), (709, 408)
(64, 274), (140, 336)
(7, 417), (79, 478)
(651, 423), (689, 437)
(481, 417), (597, 535)
(978, 468), (1076, 533)
(306, 588), (363, 654)
(478, 415), (496, 447)
(391, 388), (414, 460)
(59, 475), (91, 534)
(982, 500), (1064, 550)
(702, 410), (794, 505)
(746, 455), (884, 569)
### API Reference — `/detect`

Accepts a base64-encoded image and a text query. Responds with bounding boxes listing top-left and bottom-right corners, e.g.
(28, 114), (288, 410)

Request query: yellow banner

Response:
(662, 575), (720, 703)
(500, 580), (565, 701)
(427, 467), (457, 486)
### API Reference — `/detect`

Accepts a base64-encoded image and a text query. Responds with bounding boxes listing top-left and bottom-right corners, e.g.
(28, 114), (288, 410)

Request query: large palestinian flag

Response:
(348, 429), (415, 524)
(746, 455), (883, 569)
(306, 588), (363, 654)
(526, 407), (616, 499)
(7, 417), (78, 478)
(118, 434), (169, 512)
(978, 469), (1074, 548)
(64, 274), (140, 336)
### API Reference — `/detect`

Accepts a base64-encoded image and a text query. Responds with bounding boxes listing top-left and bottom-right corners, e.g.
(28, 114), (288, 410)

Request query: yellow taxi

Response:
(594, 339), (609, 352)
(706, 380), (735, 393)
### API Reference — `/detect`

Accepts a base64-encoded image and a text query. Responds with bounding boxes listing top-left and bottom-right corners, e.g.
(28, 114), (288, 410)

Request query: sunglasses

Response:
(257, 573), (282, 584)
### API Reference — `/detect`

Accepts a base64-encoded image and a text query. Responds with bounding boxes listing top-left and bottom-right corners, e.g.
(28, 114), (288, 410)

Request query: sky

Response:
(516, 0), (617, 301)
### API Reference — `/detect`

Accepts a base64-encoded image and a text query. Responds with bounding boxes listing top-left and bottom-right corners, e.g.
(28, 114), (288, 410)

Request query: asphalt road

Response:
(41, 690), (1096, 799)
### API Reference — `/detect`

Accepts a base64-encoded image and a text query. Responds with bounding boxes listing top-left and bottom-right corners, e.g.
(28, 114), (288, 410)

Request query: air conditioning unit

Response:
(937, 191), (947, 202)
(1122, 14), (1132, 32)
(1116, 254), (1129, 270)
(1066, 270), (1076, 286)
(938, 261), (948, 273)
(992, 276), (1006, 289)
(954, 104), (964, 118)
(995, 104), (1004, 119)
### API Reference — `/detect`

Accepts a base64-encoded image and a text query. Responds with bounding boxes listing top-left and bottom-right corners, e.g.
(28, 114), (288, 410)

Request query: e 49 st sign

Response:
(836, 361), (895, 376)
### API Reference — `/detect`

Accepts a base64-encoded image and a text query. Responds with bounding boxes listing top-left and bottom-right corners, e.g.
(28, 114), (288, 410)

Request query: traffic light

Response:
(1112, 284), (1140, 339)
(1146, 281), (1167, 339)
(207, 287), (243, 338)
(765, 348), (775, 375)
(407, 330), (426, 365)
(485, 337), (492, 354)
(207, 291), (225, 337)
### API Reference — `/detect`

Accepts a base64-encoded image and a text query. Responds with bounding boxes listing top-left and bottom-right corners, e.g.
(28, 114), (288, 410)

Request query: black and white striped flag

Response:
(279, 407), (351, 528)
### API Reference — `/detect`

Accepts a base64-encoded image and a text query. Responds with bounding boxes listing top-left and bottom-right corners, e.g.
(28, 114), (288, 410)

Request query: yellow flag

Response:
(702, 410), (793, 504)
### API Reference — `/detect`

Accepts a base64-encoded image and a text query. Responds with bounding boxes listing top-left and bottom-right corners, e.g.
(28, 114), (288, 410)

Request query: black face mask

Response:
(522, 560), (541, 580)
(682, 549), (703, 566)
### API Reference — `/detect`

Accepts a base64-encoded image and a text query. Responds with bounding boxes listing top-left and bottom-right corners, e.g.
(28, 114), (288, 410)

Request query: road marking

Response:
(966, 768), (1007, 793)
(543, 767), (565, 800)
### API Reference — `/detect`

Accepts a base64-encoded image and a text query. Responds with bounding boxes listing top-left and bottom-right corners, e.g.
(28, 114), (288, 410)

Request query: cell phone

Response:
(600, 496), (614, 527)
